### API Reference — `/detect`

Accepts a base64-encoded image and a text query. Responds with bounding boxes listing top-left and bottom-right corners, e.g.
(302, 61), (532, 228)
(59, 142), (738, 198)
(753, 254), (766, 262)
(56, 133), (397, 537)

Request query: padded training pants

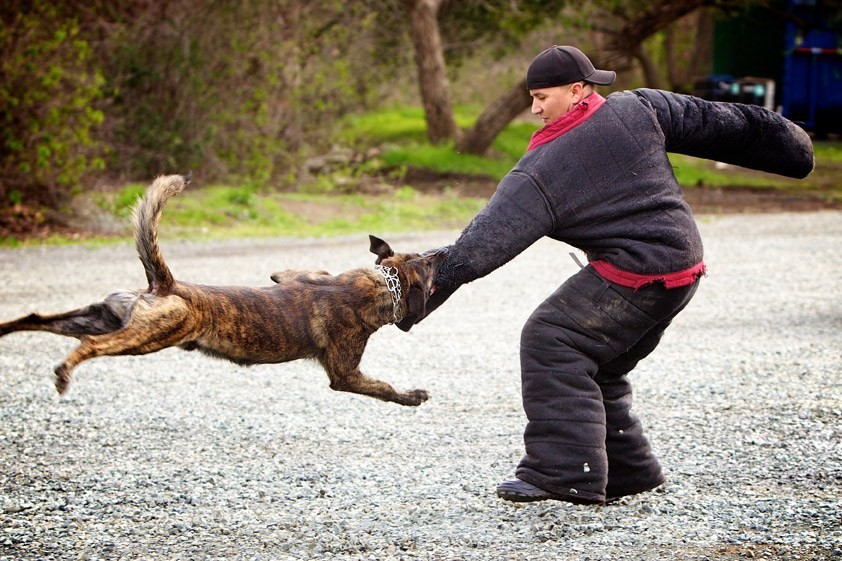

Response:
(516, 265), (699, 504)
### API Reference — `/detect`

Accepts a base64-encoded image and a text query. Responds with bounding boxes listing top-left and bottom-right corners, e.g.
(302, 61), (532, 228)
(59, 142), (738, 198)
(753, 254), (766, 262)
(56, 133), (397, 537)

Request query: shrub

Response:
(0, 2), (105, 208)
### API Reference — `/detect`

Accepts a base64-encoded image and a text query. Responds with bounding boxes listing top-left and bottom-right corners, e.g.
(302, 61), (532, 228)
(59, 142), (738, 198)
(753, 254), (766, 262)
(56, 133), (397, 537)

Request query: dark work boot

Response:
(497, 478), (604, 505)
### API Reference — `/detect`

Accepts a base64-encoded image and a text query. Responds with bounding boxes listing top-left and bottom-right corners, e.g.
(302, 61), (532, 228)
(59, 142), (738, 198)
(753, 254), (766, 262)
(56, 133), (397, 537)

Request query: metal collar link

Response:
(375, 265), (403, 324)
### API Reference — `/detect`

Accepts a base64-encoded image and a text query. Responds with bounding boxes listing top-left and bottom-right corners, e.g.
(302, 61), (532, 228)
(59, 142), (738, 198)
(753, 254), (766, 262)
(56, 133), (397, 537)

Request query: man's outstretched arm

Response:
(634, 88), (814, 179)
(397, 171), (554, 331)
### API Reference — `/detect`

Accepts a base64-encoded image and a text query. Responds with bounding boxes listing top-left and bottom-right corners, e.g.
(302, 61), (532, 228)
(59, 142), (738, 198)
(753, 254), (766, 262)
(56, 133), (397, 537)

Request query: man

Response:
(399, 45), (814, 504)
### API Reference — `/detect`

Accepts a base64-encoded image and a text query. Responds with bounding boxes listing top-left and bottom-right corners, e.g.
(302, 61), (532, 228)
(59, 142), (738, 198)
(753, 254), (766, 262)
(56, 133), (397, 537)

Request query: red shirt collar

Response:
(527, 92), (606, 151)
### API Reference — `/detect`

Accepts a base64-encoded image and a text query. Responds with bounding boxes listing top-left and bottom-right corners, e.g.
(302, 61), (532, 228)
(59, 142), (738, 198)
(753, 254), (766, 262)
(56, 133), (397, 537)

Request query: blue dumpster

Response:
(781, 0), (842, 134)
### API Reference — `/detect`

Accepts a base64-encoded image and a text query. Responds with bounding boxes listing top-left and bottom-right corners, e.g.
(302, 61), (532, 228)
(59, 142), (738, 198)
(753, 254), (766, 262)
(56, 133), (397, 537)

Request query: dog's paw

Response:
(54, 364), (71, 395)
(401, 388), (430, 407)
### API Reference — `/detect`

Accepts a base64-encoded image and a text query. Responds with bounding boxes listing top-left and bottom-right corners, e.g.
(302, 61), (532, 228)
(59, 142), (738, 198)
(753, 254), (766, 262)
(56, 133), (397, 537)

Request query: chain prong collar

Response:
(375, 265), (403, 324)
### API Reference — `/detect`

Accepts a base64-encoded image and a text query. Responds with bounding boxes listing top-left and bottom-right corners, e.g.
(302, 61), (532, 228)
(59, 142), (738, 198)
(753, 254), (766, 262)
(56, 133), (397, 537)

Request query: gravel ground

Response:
(1, 211), (840, 561)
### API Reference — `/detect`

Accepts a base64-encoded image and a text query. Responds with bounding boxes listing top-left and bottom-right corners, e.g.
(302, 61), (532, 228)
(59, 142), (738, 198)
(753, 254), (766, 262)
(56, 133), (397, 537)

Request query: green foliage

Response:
(99, 0), (383, 188)
(114, 185), (147, 216)
(2, 0), (837, 233)
(438, 0), (570, 61)
(0, 0), (396, 212)
(340, 107), (432, 145)
(77, 185), (486, 244)
(91, 183), (145, 220)
(0, 2), (105, 206)
(342, 105), (536, 178)
(381, 144), (514, 178)
(669, 150), (842, 200)
(668, 154), (775, 187)
(487, 121), (538, 161)
(814, 141), (842, 164)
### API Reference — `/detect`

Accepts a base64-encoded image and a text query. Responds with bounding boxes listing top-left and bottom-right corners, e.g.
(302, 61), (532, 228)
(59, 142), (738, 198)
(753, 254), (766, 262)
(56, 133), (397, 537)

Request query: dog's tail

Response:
(131, 173), (191, 295)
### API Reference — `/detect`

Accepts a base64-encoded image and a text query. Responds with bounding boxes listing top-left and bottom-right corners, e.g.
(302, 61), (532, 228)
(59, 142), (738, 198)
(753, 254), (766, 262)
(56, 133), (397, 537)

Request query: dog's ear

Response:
(426, 248), (447, 269)
(369, 235), (394, 264)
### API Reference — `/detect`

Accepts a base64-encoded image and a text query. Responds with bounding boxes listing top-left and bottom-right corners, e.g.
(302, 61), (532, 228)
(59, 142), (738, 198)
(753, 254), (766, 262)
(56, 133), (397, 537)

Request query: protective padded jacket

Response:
(427, 89), (814, 303)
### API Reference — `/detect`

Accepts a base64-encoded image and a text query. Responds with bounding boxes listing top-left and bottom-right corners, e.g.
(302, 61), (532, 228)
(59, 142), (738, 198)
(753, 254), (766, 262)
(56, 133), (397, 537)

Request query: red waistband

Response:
(590, 260), (706, 289)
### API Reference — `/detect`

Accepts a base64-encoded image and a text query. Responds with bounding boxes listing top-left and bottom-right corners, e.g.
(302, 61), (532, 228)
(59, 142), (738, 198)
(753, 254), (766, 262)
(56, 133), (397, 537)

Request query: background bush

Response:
(0, 0), (400, 209)
(0, 2), (105, 207)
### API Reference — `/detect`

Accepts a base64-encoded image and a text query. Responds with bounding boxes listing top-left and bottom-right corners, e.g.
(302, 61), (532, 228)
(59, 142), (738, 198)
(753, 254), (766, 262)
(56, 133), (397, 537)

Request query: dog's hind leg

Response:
(53, 298), (194, 394)
(0, 304), (123, 339)
(0, 291), (138, 339)
(320, 347), (429, 406)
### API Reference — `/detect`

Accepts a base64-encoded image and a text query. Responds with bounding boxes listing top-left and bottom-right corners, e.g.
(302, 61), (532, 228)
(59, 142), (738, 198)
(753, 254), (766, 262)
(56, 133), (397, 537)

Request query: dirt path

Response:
(1, 212), (840, 560)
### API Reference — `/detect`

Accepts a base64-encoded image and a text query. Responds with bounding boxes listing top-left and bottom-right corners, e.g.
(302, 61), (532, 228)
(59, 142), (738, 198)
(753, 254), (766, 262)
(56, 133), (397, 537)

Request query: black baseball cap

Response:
(526, 45), (616, 90)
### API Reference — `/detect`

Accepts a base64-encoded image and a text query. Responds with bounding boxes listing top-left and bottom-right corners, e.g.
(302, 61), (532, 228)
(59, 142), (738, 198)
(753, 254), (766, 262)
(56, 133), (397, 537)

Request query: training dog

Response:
(0, 174), (444, 406)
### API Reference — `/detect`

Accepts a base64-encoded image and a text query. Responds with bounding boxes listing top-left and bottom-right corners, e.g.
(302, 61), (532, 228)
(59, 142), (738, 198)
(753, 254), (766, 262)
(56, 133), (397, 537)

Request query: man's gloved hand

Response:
(396, 246), (461, 332)
(396, 282), (459, 332)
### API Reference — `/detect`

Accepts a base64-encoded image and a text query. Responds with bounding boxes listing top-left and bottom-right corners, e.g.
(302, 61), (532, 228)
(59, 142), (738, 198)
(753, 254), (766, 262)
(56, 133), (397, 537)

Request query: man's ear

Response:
(369, 235), (394, 264)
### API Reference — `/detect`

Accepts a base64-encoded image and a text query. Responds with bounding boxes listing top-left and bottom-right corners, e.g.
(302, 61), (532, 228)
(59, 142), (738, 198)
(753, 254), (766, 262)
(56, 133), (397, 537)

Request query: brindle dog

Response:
(0, 174), (443, 406)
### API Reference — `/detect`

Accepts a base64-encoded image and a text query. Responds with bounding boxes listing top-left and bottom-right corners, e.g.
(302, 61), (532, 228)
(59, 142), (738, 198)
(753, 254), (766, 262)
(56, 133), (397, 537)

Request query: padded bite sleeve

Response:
(634, 88), (814, 179)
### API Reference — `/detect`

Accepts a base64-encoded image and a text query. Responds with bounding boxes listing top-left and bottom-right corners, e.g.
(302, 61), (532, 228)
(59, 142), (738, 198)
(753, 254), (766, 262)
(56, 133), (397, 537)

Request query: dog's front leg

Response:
(320, 348), (429, 407)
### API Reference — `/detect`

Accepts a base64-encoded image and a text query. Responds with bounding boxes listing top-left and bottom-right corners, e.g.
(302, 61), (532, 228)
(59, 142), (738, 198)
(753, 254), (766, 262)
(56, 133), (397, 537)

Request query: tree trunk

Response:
(456, 0), (722, 156)
(689, 9), (714, 81)
(664, 25), (681, 89)
(601, 0), (710, 67)
(456, 78), (531, 155)
(633, 44), (663, 89)
(404, 0), (460, 144)
(664, 10), (714, 92)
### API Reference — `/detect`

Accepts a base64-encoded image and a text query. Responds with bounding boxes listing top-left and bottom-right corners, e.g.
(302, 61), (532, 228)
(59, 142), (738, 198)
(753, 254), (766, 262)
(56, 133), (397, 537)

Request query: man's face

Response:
(529, 82), (587, 125)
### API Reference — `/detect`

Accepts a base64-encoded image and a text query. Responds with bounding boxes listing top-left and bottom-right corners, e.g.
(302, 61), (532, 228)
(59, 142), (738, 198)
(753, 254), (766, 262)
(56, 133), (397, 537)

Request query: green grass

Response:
(668, 154), (789, 188)
(2, 184), (485, 247)
(380, 144), (513, 178)
(343, 106), (533, 178)
(4, 105), (839, 248)
(669, 142), (842, 201)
